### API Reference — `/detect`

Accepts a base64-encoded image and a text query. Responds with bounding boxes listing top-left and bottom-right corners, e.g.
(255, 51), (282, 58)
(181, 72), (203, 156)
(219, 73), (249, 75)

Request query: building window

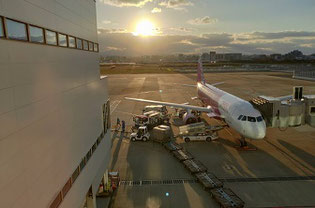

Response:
(58, 33), (67, 47)
(6, 19), (28, 41)
(92, 142), (97, 153)
(49, 192), (62, 208)
(45, 30), (57, 45)
(86, 149), (92, 162)
(94, 43), (98, 52)
(71, 167), (80, 183)
(76, 38), (82, 49)
(68, 36), (76, 48)
(310, 107), (315, 114)
(61, 178), (72, 198)
(29, 25), (44, 43)
(0, 17), (4, 37)
(89, 42), (93, 51)
(107, 100), (111, 130)
(83, 40), (88, 50)
(79, 158), (86, 171)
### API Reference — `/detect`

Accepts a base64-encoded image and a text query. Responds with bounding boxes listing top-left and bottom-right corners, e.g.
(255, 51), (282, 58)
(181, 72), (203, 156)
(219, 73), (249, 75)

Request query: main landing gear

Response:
(236, 136), (257, 151)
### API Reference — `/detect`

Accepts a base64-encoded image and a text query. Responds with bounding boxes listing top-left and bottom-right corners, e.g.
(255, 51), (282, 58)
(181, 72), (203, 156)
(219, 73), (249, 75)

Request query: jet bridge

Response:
(250, 86), (315, 128)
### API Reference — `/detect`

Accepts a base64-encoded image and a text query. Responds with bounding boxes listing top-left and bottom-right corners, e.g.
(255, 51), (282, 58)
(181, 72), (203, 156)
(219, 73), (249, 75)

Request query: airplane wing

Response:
(125, 97), (213, 113)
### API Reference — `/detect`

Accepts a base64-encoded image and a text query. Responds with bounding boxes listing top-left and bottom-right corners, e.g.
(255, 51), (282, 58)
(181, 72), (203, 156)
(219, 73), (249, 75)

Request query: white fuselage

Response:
(197, 82), (266, 140)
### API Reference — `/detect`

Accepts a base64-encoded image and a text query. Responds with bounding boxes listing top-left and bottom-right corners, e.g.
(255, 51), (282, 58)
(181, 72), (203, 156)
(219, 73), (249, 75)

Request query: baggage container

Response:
(183, 159), (207, 174)
(195, 172), (223, 189)
(173, 150), (193, 161)
(210, 188), (245, 208)
(164, 141), (182, 151)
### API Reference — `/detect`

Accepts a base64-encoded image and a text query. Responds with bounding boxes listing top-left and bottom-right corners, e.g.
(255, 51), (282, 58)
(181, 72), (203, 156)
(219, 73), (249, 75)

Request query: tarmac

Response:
(107, 72), (315, 208)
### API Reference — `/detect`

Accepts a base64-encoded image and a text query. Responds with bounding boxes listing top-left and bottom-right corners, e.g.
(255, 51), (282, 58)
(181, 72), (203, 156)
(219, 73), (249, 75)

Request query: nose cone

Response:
(243, 121), (266, 140)
(256, 123), (266, 139)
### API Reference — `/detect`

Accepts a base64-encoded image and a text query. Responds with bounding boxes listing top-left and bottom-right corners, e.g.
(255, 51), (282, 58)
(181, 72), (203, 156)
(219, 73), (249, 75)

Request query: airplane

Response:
(125, 59), (266, 147)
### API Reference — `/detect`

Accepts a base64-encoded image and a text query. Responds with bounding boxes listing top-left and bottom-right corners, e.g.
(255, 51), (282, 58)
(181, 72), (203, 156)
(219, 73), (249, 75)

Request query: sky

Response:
(96, 0), (315, 56)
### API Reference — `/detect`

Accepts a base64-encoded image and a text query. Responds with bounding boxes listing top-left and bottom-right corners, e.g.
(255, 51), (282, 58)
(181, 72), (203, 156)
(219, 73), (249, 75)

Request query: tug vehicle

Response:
(130, 126), (150, 142)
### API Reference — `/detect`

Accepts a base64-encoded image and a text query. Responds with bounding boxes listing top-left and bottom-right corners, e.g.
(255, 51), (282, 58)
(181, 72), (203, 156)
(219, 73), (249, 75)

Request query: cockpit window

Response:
(238, 115), (243, 120)
(241, 116), (247, 121)
(256, 116), (263, 122)
(248, 116), (256, 122)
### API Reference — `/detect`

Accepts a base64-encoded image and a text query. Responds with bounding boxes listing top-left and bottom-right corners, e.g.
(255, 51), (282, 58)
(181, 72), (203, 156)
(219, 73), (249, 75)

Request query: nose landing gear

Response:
(236, 137), (257, 151)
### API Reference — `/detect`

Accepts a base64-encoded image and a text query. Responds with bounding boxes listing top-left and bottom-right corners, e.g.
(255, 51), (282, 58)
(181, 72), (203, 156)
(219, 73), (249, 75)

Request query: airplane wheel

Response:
(142, 137), (147, 142)
(131, 137), (136, 142)
(185, 138), (190, 143)
(206, 137), (211, 142)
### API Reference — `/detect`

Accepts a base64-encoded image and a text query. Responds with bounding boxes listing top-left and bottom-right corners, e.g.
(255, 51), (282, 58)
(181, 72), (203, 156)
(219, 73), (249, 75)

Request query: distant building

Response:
(270, 54), (283, 61)
(201, 52), (210, 61)
(210, 51), (216, 63)
(214, 52), (242, 62)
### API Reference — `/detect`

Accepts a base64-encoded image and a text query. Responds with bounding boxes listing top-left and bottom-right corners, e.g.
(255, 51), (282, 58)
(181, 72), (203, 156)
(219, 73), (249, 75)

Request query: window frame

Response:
(247, 116), (256, 122)
(68, 36), (76, 48)
(83, 39), (88, 51)
(58, 32), (68, 47)
(88, 41), (94, 51)
(94, 43), (99, 52)
(5, 18), (28, 41)
(45, 29), (58, 45)
(0, 16), (5, 38)
(310, 106), (315, 115)
(0, 15), (99, 53)
(29, 24), (45, 44)
(76, 38), (83, 50)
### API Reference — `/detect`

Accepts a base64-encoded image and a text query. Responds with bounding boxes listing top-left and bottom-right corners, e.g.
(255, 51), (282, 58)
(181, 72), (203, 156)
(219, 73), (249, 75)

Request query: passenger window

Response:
(6, 19), (28, 41)
(238, 115), (243, 120)
(248, 116), (256, 122)
(45, 30), (57, 45)
(241, 116), (247, 121)
(29, 25), (44, 43)
(256, 116), (263, 122)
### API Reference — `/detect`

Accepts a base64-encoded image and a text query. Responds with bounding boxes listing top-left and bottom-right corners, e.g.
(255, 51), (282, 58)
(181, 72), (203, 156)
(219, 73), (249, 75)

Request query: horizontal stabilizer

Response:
(211, 82), (224, 86)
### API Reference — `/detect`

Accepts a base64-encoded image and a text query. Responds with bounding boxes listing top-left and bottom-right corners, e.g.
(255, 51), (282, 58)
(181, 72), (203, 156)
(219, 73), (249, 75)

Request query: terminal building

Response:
(251, 87), (315, 128)
(0, 1), (111, 208)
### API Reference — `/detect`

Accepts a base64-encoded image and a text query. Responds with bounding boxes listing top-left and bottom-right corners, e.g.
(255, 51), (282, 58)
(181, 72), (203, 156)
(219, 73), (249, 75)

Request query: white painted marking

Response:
(110, 100), (121, 114)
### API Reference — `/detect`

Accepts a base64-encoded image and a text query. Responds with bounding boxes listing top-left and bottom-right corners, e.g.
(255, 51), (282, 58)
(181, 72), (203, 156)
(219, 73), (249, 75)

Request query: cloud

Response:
(98, 28), (128, 34)
(188, 16), (218, 25)
(97, 30), (315, 56)
(159, 0), (193, 10)
(151, 7), (162, 13)
(102, 20), (111, 24)
(99, 0), (152, 7)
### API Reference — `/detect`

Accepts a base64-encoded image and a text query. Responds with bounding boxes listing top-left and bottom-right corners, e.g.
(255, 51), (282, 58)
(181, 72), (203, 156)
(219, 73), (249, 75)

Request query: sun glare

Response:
(133, 20), (156, 36)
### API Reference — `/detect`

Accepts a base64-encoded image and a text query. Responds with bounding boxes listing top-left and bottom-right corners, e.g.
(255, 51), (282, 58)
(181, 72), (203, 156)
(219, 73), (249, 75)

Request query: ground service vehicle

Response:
(183, 133), (218, 142)
(130, 126), (150, 142)
(143, 105), (168, 115)
(179, 122), (219, 142)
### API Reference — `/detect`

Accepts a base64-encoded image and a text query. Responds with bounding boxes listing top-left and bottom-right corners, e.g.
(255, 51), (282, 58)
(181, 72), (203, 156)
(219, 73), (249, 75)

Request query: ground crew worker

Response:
(116, 117), (120, 130)
(121, 120), (125, 132)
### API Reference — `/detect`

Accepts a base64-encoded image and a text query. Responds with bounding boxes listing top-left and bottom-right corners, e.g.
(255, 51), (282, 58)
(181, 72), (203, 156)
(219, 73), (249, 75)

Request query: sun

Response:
(133, 20), (156, 36)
